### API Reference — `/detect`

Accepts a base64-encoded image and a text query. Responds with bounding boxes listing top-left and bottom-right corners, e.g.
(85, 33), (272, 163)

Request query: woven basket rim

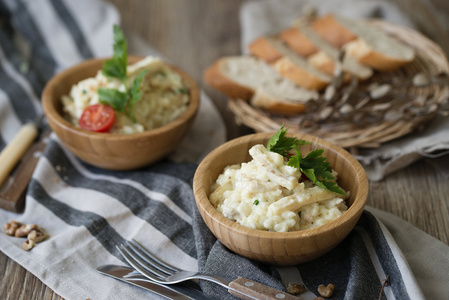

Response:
(228, 19), (449, 149)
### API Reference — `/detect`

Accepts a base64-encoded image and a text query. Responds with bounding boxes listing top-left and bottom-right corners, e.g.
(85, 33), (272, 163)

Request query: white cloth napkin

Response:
(240, 0), (449, 182)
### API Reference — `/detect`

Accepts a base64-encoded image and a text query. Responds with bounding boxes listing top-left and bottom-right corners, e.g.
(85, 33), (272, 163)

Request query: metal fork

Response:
(117, 240), (296, 300)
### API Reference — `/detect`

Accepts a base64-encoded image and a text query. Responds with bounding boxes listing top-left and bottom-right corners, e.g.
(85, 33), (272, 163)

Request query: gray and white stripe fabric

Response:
(0, 0), (448, 299)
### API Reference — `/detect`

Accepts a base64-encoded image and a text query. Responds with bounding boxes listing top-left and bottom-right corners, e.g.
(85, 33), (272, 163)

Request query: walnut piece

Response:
(28, 229), (48, 243)
(15, 224), (39, 237)
(4, 221), (49, 251)
(4, 220), (21, 236)
(23, 239), (35, 251)
(318, 283), (335, 298)
(287, 283), (306, 295)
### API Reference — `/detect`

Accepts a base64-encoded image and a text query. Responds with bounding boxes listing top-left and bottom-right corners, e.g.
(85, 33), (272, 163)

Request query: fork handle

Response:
(228, 277), (298, 300)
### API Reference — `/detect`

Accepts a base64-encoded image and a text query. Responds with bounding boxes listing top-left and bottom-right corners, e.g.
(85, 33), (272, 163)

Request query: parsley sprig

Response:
(267, 125), (345, 196)
(267, 125), (310, 157)
(98, 25), (148, 122)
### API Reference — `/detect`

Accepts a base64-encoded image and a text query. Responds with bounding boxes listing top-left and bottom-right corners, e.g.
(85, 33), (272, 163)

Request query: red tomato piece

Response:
(79, 104), (115, 132)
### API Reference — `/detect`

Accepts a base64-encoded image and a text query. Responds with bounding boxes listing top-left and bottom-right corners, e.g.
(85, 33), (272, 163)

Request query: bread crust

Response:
(307, 51), (336, 76)
(203, 56), (317, 114)
(311, 14), (357, 47)
(344, 39), (412, 71)
(279, 27), (318, 57)
(250, 37), (332, 90)
(248, 37), (283, 63)
(273, 57), (330, 91)
(203, 59), (254, 100)
(251, 90), (306, 114)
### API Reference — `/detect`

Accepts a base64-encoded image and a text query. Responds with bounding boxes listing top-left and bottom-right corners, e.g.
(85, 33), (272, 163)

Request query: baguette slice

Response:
(297, 24), (373, 80)
(280, 14), (357, 55)
(249, 36), (332, 90)
(279, 27), (318, 57)
(310, 14), (358, 48)
(248, 37), (283, 64)
(203, 56), (318, 114)
(325, 14), (415, 71)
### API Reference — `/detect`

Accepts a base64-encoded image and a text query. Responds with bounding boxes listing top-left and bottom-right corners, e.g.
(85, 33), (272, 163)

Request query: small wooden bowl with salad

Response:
(42, 26), (199, 170)
(193, 127), (368, 266)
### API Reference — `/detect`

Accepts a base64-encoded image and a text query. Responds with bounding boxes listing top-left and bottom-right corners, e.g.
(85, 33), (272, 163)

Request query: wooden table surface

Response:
(1, 0), (449, 299)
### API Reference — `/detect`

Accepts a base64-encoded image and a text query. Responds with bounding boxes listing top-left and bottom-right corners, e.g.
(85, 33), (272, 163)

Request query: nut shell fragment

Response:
(23, 240), (35, 251)
(4, 221), (21, 236)
(28, 229), (48, 243)
(287, 283), (306, 295)
(14, 224), (39, 237)
(318, 283), (335, 298)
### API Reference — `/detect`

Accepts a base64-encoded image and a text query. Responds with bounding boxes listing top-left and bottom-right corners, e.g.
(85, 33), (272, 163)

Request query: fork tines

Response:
(117, 240), (179, 283)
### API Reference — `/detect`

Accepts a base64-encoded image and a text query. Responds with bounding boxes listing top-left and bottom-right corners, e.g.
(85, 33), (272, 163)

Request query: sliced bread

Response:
(248, 37), (283, 64)
(310, 14), (358, 48)
(330, 15), (415, 71)
(279, 14), (357, 55)
(279, 27), (318, 57)
(203, 56), (319, 114)
(249, 36), (332, 90)
(297, 24), (373, 80)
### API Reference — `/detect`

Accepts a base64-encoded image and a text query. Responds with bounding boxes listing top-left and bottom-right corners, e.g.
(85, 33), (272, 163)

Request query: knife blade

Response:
(97, 264), (216, 300)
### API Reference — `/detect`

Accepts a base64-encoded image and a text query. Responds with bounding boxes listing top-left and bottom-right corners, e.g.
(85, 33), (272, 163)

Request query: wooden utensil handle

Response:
(0, 123), (39, 187)
(229, 277), (298, 300)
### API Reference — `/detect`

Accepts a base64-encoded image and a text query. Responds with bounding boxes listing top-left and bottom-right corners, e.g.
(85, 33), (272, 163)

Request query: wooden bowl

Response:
(193, 132), (368, 266)
(42, 56), (199, 170)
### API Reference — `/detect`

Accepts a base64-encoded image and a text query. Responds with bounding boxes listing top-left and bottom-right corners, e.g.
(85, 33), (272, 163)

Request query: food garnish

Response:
(267, 125), (345, 195)
(267, 124), (310, 157)
(97, 25), (148, 123)
(79, 104), (115, 132)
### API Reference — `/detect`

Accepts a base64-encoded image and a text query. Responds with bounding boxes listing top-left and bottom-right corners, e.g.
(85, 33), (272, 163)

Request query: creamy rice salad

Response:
(210, 144), (348, 232)
(62, 56), (190, 134)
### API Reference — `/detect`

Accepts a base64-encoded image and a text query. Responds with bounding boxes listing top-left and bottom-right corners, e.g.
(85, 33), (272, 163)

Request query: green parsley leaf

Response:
(319, 180), (345, 195)
(290, 146), (345, 195)
(286, 146), (302, 168)
(98, 88), (128, 111)
(102, 25), (127, 81)
(267, 124), (310, 157)
(269, 126), (346, 196)
(253, 200), (259, 205)
(102, 59), (126, 81)
(97, 25), (150, 123)
(127, 70), (148, 122)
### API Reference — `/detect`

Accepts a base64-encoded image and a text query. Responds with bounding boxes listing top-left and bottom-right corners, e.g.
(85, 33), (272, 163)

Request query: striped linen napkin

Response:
(1, 0), (448, 299)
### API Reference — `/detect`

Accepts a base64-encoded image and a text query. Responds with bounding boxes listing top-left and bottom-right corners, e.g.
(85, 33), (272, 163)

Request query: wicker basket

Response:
(229, 20), (449, 149)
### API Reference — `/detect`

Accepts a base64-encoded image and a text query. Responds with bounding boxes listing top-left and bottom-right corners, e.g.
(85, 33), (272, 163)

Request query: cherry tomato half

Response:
(79, 104), (115, 132)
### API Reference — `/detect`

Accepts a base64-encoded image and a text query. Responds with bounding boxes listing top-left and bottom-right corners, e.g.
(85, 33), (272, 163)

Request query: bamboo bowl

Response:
(42, 56), (199, 170)
(193, 132), (368, 266)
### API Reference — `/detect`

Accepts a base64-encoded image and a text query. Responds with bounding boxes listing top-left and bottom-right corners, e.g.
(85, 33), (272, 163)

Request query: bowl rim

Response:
(41, 55), (200, 140)
(193, 132), (369, 239)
